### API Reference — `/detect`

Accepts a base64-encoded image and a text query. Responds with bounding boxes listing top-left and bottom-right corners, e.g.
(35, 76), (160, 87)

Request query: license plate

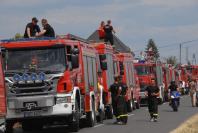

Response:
(24, 111), (41, 117)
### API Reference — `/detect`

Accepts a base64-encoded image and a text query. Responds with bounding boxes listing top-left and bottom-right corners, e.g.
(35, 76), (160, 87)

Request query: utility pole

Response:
(186, 47), (189, 64)
(179, 43), (181, 64)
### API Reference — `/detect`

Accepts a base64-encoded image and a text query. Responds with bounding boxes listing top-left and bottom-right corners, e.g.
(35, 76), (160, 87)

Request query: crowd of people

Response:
(22, 17), (198, 125)
(24, 17), (55, 38)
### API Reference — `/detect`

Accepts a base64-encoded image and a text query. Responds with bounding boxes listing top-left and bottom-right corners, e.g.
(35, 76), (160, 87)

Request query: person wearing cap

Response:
(24, 17), (41, 38)
(36, 19), (55, 37)
(145, 79), (160, 122)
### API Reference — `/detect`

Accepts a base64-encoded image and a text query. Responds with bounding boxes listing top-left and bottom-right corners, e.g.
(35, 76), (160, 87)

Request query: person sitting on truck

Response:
(145, 79), (159, 122)
(103, 20), (115, 46)
(36, 19), (55, 37)
(98, 21), (105, 40)
(24, 17), (41, 38)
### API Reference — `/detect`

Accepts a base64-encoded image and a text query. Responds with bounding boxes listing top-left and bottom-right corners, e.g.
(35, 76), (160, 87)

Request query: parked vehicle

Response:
(0, 37), (104, 132)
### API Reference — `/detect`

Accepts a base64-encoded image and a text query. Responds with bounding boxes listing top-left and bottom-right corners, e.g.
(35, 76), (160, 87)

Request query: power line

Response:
(133, 38), (198, 53)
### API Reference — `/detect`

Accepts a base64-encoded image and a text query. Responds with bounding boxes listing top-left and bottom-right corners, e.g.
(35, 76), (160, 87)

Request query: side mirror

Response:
(72, 48), (79, 55)
(99, 54), (106, 60)
(99, 54), (108, 70)
(101, 62), (107, 70)
(71, 55), (79, 69)
(120, 70), (124, 75)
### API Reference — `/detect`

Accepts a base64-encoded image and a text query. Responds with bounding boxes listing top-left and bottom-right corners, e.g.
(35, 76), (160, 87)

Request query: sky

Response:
(1, 0), (198, 64)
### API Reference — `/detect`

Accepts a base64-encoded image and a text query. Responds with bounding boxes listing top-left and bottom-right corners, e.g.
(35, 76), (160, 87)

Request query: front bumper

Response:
(6, 94), (74, 119)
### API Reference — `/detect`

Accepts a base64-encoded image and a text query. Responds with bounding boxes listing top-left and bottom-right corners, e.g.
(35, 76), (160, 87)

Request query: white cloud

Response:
(1, 0), (42, 6)
(141, 0), (198, 8)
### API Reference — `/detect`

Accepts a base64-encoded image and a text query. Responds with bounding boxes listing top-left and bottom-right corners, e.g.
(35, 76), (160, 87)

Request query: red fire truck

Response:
(0, 48), (6, 118)
(0, 37), (105, 133)
(116, 53), (141, 111)
(134, 51), (165, 104)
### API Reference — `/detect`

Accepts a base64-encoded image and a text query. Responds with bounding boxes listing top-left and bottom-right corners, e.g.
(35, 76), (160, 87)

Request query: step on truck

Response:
(0, 37), (104, 133)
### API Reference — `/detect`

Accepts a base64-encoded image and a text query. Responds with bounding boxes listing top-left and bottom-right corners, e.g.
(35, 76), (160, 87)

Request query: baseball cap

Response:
(32, 17), (38, 23)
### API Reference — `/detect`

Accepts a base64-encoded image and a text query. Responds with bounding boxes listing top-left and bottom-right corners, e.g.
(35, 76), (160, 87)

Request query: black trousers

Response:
(148, 98), (158, 118)
(116, 96), (128, 123)
(104, 35), (114, 46)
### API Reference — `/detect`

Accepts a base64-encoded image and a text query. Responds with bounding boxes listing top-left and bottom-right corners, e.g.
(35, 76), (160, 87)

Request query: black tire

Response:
(132, 100), (136, 110)
(126, 100), (133, 112)
(5, 120), (14, 133)
(105, 105), (113, 119)
(136, 101), (140, 109)
(172, 100), (178, 112)
(86, 100), (96, 127)
(97, 109), (105, 123)
(69, 100), (80, 132)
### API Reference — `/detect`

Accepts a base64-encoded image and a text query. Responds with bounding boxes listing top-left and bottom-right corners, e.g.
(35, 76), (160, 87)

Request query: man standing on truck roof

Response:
(103, 20), (115, 46)
(36, 19), (55, 37)
(24, 17), (41, 38)
(145, 79), (160, 122)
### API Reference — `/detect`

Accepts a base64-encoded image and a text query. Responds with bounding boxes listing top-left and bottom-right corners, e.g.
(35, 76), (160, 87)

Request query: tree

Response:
(145, 39), (160, 59)
(14, 33), (23, 39)
(166, 56), (178, 66)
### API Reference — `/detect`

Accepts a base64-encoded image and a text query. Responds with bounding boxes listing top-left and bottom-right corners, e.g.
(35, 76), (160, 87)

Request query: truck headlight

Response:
(56, 96), (71, 104)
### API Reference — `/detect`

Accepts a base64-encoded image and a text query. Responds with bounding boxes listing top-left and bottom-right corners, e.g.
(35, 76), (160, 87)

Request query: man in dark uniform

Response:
(109, 76), (120, 124)
(24, 17), (40, 38)
(36, 19), (55, 37)
(103, 20), (115, 46)
(145, 79), (160, 122)
(116, 76), (128, 124)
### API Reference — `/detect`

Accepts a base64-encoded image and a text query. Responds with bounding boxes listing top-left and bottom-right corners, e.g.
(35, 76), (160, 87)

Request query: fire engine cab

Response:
(0, 37), (104, 133)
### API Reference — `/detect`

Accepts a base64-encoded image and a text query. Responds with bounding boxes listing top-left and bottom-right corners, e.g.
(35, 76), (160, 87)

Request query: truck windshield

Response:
(135, 66), (149, 75)
(4, 46), (66, 74)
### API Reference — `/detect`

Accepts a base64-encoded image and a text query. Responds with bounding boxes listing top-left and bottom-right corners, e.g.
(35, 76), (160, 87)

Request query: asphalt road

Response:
(10, 96), (198, 133)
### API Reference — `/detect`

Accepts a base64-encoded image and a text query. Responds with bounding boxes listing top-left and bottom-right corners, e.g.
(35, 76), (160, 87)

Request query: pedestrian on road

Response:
(24, 17), (40, 38)
(103, 20), (115, 46)
(116, 76), (128, 124)
(109, 76), (120, 124)
(36, 19), (55, 37)
(145, 79), (160, 122)
(189, 79), (197, 107)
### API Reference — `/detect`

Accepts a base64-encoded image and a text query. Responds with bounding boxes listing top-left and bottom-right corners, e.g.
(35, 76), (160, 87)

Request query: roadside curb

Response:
(170, 113), (198, 133)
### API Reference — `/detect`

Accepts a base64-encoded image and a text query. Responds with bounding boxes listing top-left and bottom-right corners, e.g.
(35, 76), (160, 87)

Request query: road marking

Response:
(128, 114), (135, 117)
(94, 124), (104, 128)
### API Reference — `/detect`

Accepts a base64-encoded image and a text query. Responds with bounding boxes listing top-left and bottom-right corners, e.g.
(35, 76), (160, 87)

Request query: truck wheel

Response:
(5, 120), (14, 133)
(86, 100), (96, 127)
(97, 109), (105, 123)
(69, 101), (80, 132)
(105, 105), (113, 119)
(126, 100), (132, 112)
(132, 100), (136, 110)
(136, 101), (140, 109)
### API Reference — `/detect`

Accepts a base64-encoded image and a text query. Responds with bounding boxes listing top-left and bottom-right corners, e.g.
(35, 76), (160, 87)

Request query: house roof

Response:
(87, 30), (132, 53)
